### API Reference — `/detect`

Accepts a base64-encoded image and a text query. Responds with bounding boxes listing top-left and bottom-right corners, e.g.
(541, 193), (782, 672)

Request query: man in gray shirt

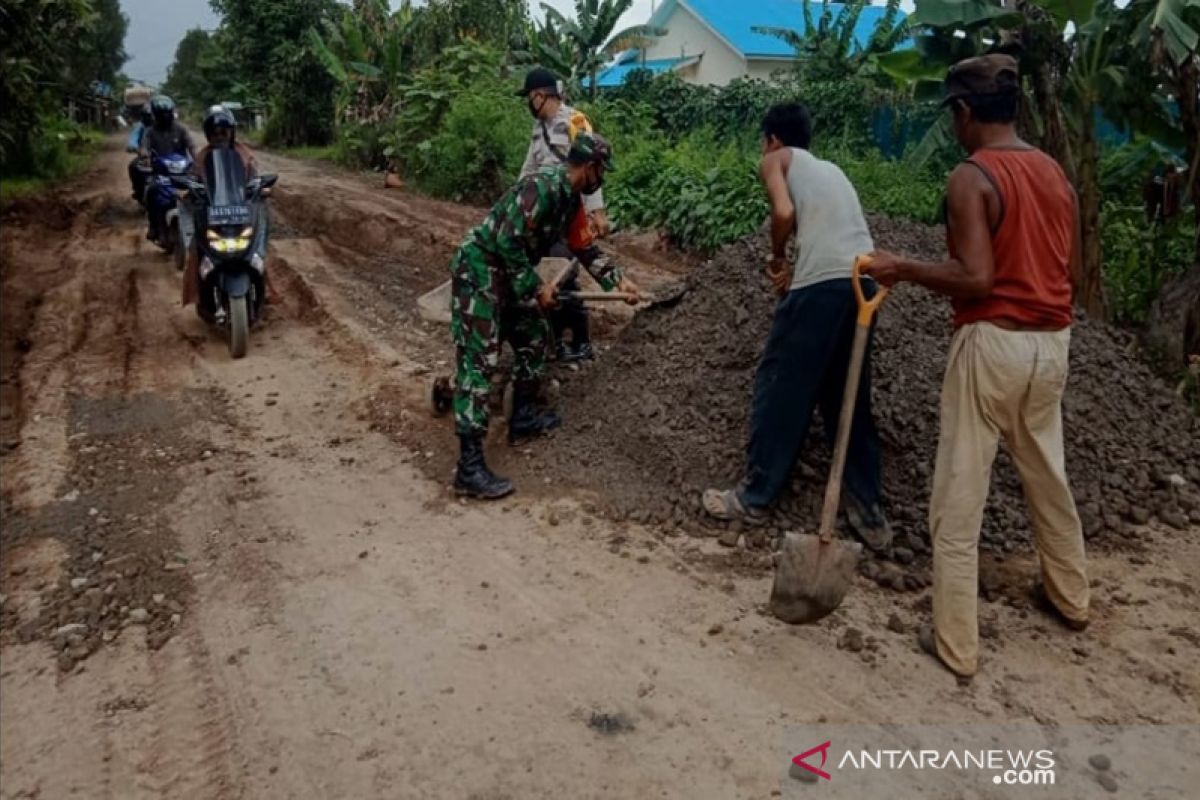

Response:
(701, 103), (891, 552)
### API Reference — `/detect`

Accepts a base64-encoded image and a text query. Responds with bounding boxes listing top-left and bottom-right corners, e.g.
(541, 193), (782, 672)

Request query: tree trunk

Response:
(1176, 56), (1199, 266)
(1075, 128), (1106, 319)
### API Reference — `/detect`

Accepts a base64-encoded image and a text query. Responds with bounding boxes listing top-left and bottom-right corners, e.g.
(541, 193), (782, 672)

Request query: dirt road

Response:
(2, 140), (1198, 799)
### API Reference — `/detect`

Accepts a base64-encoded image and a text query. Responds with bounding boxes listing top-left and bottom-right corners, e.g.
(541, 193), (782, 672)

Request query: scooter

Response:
(145, 151), (194, 271)
(173, 148), (277, 359)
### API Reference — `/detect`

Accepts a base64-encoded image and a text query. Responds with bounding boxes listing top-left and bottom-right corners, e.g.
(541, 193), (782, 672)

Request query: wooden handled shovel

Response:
(769, 256), (889, 624)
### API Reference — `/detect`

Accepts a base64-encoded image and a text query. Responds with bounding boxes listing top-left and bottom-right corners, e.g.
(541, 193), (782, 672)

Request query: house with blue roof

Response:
(594, 0), (907, 88)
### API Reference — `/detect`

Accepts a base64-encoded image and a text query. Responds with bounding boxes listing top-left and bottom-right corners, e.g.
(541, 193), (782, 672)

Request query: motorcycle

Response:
(145, 151), (194, 271)
(173, 148), (277, 359)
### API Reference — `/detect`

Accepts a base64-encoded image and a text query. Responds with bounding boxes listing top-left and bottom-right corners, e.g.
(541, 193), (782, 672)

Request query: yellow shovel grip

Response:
(852, 255), (887, 326)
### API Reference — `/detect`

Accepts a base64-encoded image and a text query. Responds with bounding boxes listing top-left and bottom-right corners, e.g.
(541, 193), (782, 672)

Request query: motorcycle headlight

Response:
(205, 226), (253, 254)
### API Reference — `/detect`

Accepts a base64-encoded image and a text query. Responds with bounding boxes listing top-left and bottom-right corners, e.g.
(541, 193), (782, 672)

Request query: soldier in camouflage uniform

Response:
(517, 67), (608, 363)
(450, 133), (641, 499)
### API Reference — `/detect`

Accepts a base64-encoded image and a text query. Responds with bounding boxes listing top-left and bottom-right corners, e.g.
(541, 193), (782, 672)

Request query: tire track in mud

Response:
(2, 150), (254, 799)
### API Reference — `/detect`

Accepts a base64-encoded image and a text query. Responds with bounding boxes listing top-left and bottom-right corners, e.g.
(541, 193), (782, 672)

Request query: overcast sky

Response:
(120, 0), (656, 85)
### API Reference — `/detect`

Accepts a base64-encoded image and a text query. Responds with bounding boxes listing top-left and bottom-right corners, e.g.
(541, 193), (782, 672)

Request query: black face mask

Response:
(528, 95), (545, 119)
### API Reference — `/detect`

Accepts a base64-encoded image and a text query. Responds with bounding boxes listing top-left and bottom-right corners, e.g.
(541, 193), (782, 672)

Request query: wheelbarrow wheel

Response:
(429, 375), (454, 417)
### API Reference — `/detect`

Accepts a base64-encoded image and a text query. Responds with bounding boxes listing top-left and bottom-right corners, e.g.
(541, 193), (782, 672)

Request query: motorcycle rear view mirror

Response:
(259, 174), (278, 189)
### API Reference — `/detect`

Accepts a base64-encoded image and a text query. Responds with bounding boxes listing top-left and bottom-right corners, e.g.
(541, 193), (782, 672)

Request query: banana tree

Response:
(524, 0), (666, 98)
(754, 0), (911, 83)
(1130, 0), (1200, 258)
(878, 0), (1128, 318)
(307, 0), (414, 124)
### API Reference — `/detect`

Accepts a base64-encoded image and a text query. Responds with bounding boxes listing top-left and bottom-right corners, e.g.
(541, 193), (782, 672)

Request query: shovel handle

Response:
(559, 291), (637, 302)
(550, 259), (580, 291)
(817, 255), (888, 544)
(852, 255), (887, 327)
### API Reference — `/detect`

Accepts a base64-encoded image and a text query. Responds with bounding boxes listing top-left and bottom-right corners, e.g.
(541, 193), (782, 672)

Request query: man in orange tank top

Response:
(865, 55), (1090, 678)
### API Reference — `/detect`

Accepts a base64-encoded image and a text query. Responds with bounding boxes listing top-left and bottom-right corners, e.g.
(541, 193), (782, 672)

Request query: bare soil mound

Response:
(530, 215), (1200, 556)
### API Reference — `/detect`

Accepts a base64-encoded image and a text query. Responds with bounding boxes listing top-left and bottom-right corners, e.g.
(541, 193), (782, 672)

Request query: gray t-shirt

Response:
(141, 122), (194, 158)
(786, 148), (874, 291)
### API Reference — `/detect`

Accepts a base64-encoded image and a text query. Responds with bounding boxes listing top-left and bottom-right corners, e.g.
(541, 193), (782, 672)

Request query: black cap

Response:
(942, 54), (1020, 106)
(516, 67), (561, 97)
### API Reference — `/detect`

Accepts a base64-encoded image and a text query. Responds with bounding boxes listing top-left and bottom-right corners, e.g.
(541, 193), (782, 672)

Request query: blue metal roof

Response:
(590, 55), (701, 88)
(651, 0), (907, 59)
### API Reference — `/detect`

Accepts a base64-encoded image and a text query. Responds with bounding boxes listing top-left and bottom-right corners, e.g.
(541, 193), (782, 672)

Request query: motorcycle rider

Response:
(182, 105), (275, 308)
(126, 104), (153, 202)
(194, 105), (257, 182)
(138, 95), (196, 243)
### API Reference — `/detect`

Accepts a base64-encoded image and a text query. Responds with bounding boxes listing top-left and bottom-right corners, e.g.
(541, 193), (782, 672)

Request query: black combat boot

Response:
(454, 434), (514, 499)
(507, 382), (561, 444)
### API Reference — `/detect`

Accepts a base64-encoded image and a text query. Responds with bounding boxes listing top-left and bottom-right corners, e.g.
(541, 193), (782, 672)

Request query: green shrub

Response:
(1101, 204), (1195, 326)
(607, 130), (767, 252)
(829, 147), (945, 224)
(1, 116), (101, 199)
(408, 88), (529, 204)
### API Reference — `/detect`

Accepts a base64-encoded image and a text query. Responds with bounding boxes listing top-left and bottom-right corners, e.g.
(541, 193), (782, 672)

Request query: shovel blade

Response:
(770, 532), (861, 624)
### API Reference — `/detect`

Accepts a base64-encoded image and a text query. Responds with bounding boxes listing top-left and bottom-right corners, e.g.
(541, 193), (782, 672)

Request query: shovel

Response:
(769, 255), (888, 624)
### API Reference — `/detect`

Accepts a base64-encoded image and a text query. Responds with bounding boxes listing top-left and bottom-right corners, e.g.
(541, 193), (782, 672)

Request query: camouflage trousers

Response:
(450, 243), (550, 436)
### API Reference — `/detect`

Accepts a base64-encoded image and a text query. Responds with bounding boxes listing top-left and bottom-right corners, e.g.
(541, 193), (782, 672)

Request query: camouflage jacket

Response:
(468, 166), (622, 300)
(519, 104), (604, 213)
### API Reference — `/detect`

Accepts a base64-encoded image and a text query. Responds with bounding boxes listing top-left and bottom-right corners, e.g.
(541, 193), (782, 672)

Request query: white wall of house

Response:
(640, 4), (748, 86)
(745, 59), (793, 83)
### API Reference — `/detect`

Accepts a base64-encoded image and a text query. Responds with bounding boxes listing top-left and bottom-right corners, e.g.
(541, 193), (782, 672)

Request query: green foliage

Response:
(409, 0), (530, 66)
(755, 0), (910, 84)
(169, 1), (355, 147)
(605, 131), (767, 252)
(514, 0), (665, 98)
(830, 147), (945, 223)
(407, 89), (529, 203)
(0, 116), (103, 200)
(1101, 204), (1196, 324)
(162, 29), (237, 112)
(0, 0), (127, 172)
(308, 0), (414, 126)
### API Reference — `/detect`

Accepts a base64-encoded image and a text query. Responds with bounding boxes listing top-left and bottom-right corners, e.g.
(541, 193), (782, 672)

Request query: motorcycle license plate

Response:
(209, 205), (251, 225)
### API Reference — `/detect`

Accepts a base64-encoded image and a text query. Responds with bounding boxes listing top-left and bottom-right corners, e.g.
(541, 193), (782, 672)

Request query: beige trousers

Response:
(931, 322), (1089, 676)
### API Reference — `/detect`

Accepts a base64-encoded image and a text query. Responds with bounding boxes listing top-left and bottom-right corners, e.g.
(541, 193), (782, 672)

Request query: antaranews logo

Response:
(791, 741), (833, 781)
(791, 742), (1057, 786)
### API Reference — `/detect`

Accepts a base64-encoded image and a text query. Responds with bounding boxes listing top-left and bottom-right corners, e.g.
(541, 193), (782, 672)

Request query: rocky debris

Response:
(0, 393), (212, 670)
(1088, 754), (1112, 772)
(1096, 772), (1119, 793)
(521, 215), (1199, 560)
(587, 711), (635, 735)
(837, 627), (865, 653)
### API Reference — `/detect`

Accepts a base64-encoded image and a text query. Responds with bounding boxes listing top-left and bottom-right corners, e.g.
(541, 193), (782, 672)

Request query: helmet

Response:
(567, 132), (616, 172)
(150, 95), (176, 128)
(202, 105), (237, 143)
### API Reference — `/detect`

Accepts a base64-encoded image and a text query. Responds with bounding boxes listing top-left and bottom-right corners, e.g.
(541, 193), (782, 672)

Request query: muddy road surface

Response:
(2, 140), (1199, 799)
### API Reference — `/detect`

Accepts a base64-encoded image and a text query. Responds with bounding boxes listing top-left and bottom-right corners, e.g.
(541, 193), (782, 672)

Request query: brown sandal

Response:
(701, 488), (766, 524)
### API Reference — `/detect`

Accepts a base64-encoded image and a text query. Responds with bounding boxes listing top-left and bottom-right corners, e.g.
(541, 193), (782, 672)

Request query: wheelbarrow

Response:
(420, 257), (687, 418)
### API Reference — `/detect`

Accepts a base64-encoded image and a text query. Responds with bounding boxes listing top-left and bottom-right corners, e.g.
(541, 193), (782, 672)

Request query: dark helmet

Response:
(203, 105), (237, 143)
(150, 94), (176, 128)
(516, 67), (562, 98)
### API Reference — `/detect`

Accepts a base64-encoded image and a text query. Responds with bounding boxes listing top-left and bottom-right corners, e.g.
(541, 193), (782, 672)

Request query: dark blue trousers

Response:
(740, 278), (883, 511)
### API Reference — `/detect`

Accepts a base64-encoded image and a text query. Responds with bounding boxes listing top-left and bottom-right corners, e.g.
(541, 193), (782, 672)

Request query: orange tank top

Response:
(949, 148), (1075, 330)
